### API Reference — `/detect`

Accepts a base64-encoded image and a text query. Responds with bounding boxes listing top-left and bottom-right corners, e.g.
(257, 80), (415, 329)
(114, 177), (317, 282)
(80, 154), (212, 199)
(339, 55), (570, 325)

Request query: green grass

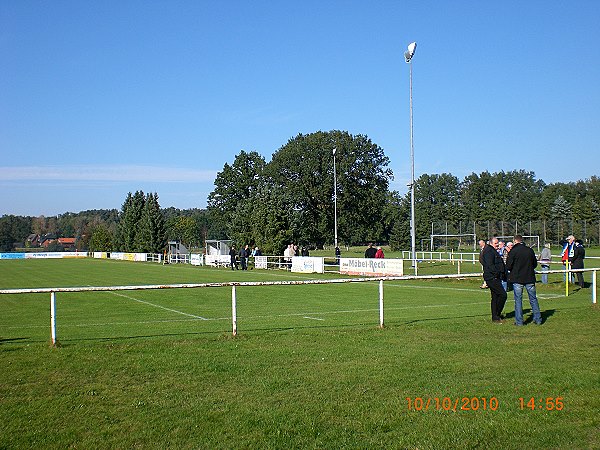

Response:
(1, 258), (599, 449)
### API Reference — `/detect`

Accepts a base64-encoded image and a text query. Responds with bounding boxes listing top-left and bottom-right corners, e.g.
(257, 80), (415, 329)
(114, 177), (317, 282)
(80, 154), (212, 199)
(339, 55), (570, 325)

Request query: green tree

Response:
(117, 191), (145, 251)
(134, 193), (166, 253)
(207, 150), (266, 240)
(267, 130), (392, 248)
(551, 195), (572, 240)
(88, 223), (114, 252)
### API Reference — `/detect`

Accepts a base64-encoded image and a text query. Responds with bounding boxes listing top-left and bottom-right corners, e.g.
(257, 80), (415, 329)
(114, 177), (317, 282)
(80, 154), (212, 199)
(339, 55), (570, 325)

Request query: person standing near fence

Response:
(229, 245), (238, 270)
(567, 235), (586, 288)
(539, 243), (552, 284)
(481, 237), (507, 324)
(375, 247), (384, 259)
(239, 244), (249, 270)
(478, 239), (488, 289)
(506, 235), (542, 326)
(365, 243), (377, 258)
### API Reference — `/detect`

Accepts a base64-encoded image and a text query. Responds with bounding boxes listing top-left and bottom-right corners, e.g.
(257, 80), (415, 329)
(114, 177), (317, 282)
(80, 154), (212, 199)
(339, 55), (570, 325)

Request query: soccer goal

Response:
(430, 233), (477, 251)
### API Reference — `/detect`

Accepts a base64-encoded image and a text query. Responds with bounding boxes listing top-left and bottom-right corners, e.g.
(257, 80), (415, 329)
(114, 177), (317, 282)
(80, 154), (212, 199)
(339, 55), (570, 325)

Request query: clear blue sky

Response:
(1, 1), (599, 217)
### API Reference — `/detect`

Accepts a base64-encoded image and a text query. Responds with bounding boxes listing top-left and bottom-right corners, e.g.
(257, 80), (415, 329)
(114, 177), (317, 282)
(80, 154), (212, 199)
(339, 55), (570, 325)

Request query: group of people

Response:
(480, 234), (586, 325)
(480, 235), (541, 325)
(364, 243), (385, 259)
(228, 244), (262, 270)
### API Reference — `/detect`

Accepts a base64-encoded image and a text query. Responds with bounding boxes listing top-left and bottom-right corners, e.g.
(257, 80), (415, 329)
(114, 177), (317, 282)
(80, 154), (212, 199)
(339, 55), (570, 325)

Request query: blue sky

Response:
(1, 1), (599, 217)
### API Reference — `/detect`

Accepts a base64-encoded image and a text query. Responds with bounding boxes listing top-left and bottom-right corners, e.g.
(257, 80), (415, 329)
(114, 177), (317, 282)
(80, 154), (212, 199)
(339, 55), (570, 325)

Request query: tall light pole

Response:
(333, 147), (338, 249)
(404, 42), (417, 270)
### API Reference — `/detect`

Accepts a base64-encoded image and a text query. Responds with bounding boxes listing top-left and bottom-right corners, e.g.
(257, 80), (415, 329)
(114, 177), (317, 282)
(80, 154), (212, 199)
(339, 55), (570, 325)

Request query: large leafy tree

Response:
(267, 130), (392, 248)
(207, 150), (266, 241)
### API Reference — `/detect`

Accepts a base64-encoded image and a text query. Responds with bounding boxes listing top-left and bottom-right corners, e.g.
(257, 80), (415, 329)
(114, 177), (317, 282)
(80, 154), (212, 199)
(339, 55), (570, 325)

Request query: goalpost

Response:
(430, 233), (477, 251)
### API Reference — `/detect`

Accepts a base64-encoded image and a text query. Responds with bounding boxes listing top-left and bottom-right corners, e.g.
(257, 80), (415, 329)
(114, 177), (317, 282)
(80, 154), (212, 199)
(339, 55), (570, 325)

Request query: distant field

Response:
(1, 258), (598, 448)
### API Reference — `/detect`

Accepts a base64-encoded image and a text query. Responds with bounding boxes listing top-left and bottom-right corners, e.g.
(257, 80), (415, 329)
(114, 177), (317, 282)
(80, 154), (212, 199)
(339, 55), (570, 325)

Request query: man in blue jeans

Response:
(505, 235), (542, 326)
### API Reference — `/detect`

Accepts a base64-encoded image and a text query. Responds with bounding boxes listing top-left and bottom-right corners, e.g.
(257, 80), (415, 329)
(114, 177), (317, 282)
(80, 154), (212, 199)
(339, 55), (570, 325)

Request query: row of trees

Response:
(208, 130), (600, 251)
(0, 198), (213, 253)
(2, 129), (599, 253)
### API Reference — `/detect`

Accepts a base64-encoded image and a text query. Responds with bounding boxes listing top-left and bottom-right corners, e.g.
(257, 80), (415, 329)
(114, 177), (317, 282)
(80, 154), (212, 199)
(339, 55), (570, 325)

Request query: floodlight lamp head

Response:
(404, 41), (417, 63)
(332, 148), (336, 155)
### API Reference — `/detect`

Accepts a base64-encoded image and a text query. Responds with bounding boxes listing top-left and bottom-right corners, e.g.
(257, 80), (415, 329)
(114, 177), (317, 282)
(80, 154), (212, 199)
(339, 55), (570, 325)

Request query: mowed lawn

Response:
(1, 258), (599, 449)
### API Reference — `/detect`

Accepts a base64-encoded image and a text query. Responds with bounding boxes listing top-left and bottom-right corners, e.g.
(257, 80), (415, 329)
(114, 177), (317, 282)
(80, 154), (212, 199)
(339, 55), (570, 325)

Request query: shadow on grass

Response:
(503, 308), (557, 325)
(0, 337), (29, 344)
(1, 308), (564, 348)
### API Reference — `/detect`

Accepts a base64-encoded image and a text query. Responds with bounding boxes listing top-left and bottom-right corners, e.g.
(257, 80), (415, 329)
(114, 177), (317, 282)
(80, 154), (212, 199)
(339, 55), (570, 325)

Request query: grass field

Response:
(1, 258), (599, 449)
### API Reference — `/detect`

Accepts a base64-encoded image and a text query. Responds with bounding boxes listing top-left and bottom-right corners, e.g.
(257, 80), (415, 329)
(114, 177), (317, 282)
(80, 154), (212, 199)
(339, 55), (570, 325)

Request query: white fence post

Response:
(593, 270), (597, 305)
(50, 291), (57, 347)
(379, 280), (384, 328)
(232, 285), (237, 336)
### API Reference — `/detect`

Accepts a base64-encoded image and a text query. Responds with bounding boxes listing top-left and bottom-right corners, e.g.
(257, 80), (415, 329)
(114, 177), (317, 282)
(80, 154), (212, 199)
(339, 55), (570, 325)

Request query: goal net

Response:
(430, 234), (477, 251)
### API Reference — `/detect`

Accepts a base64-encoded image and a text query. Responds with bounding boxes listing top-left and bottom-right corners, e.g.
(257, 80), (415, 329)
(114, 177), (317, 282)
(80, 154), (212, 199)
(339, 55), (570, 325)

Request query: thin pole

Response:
(232, 285), (237, 336)
(50, 292), (57, 346)
(379, 280), (384, 328)
(565, 261), (569, 297)
(592, 269), (597, 304)
(333, 149), (338, 249)
(409, 60), (416, 274)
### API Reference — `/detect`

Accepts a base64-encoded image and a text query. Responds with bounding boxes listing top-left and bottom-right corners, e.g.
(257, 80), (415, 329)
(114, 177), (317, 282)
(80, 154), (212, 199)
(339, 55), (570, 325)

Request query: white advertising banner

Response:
(190, 254), (203, 266)
(291, 256), (325, 274)
(206, 254), (230, 267)
(339, 258), (404, 277)
(26, 252), (87, 259)
(254, 256), (268, 269)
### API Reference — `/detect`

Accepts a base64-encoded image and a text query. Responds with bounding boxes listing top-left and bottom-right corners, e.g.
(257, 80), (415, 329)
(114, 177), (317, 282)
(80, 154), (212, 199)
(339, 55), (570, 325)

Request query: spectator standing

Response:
(229, 245), (238, 270)
(567, 235), (585, 288)
(365, 243), (377, 258)
(239, 244), (249, 270)
(478, 239), (488, 289)
(506, 235), (542, 326)
(502, 241), (513, 291)
(561, 240), (571, 282)
(481, 237), (507, 323)
(539, 243), (552, 284)
(335, 246), (341, 263)
(375, 247), (385, 259)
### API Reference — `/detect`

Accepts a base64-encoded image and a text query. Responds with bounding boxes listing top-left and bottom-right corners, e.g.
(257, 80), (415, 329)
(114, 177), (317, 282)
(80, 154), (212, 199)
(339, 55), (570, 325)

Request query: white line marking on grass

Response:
(303, 316), (325, 321)
(110, 291), (209, 320)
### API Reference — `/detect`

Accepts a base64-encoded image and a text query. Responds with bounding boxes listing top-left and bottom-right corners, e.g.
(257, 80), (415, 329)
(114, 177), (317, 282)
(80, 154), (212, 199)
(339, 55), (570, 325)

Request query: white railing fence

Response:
(1, 268), (597, 347)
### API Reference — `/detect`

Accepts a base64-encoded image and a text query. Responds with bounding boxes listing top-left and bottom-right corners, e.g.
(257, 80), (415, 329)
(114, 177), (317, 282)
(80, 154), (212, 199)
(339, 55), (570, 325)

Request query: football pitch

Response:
(1, 258), (599, 448)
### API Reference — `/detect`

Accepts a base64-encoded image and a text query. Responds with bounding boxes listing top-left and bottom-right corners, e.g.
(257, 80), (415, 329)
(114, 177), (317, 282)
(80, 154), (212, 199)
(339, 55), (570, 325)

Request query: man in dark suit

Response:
(567, 235), (586, 288)
(506, 235), (542, 325)
(481, 237), (507, 323)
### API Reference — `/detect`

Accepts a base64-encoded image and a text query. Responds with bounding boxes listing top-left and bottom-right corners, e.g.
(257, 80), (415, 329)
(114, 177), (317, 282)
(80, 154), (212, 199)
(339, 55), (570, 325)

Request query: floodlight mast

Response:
(333, 148), (338, 249)
(405, 42), (417, 272)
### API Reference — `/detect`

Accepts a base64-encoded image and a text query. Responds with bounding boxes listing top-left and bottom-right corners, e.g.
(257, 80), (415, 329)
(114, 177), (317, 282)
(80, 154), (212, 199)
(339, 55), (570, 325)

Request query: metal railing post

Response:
(379, 280), (384, 328)
(50, 292), (57, 347)
(232, 285), (237, 336)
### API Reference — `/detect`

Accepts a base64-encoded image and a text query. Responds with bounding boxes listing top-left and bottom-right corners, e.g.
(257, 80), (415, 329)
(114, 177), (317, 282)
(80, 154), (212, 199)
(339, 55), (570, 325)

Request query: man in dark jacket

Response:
(229, 245), (238, 270)
(481, 237), (507, 323)
(506, 235), (542, 325)
(567, 235), (585, 288)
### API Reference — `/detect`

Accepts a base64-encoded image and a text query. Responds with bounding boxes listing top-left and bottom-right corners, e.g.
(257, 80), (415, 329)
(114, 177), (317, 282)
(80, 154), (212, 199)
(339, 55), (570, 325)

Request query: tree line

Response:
(1, 129), (599, 253)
